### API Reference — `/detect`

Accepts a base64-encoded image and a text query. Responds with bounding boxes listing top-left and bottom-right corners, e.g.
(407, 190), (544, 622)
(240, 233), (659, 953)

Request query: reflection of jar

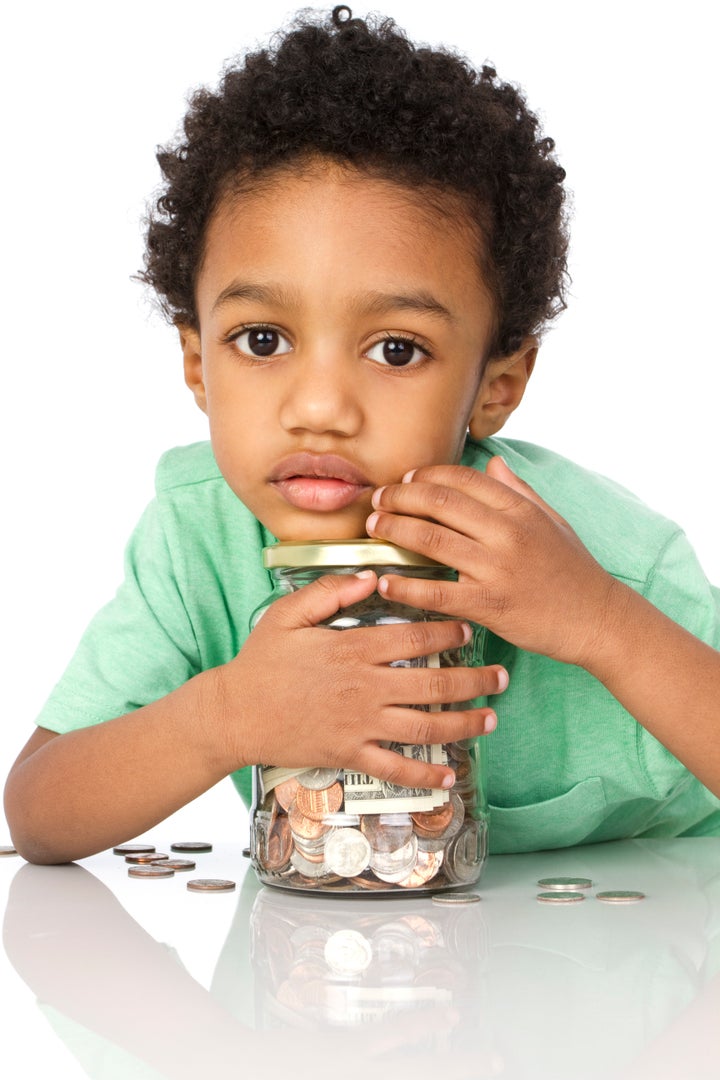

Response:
(249, 540), (488, 895)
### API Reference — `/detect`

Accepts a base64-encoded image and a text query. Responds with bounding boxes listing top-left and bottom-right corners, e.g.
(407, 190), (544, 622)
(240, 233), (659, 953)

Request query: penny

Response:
(264, 816), (294, 872)
(128, 864), (175, 879)
(596, 890), (646, 903)
(0, 845), (18, 856)
(171, 841), (213, 853)
(536, 891), (585, 903)
(274, 777), (299, 811)
(113, 843), (156, 856)
(157, 858), (196, 871)
(294, 782), (343, 821)
(125, 852), (170, 864)
(537, 877), (593, 891)
(324, 827), (372, 878)
(397, 849), (443, 888)
(411, 801), (455, 837)
(187, 878), (236, 892)
(431, 891), (481, 905)
(288, 802), (331, 840)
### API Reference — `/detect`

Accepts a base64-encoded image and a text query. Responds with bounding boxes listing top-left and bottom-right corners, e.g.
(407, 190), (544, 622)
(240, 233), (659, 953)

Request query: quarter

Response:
(596, 890), (646, 903)
(431, 891), (481, 905)
(537, 877), (593, 891)
(536, 890), (586, 903)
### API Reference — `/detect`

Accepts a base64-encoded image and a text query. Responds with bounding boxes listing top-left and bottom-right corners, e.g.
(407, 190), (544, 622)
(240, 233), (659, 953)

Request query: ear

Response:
(178, 324), (208, 415)
(468, 337), (537, 440)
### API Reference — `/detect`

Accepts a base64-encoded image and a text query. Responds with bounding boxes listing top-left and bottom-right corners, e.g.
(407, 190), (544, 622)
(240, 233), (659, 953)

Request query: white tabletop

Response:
(2, 836), (719, 1080)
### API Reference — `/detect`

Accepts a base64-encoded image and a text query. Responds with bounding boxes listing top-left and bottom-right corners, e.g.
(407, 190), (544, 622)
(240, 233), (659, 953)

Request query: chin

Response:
(273, 515), (369, 543)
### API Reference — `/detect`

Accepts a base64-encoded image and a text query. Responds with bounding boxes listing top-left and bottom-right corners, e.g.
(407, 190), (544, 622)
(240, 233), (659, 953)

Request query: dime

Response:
(187, 878), (236, 892)
(431, 891), (482, 905)
(125, 852), (169, 864)
(157, 858), (196, 871)
(128, 864), (175, 879)
(297, 767), (342, 791)
(537, 877), (593, 891)
(171, 841), (213, 853)
(0, 845), (18, 856)
(294, 782), (343, 821)
(113, 843), (155, 856)
(596, 890), (646, 903)
(324, 827), (372, 878)
(536, 891), (585, 903)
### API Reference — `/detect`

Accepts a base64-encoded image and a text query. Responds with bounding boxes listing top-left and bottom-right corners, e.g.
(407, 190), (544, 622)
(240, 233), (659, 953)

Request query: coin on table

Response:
(157, 858), (196, 871)
(596, 890), (646, 903)
(0, 845), (18, 856)
(128, 864), (175, 879)
(536, 890), (586, 903)
(431, 891), (482, 905)
(113, 843), (156, 856)
(171, 841), (213, 853)
(537, 877), (593, 891)
(125, 852), (170, 864)
(187, 878), (236, 892)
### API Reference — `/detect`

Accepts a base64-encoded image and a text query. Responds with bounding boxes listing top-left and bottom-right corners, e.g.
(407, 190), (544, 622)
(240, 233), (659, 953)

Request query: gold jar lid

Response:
(262, 539), (443, 569)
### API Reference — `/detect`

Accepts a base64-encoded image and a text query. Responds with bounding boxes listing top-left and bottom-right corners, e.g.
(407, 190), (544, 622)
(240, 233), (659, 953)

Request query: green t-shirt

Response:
(36, 437), (720, 853)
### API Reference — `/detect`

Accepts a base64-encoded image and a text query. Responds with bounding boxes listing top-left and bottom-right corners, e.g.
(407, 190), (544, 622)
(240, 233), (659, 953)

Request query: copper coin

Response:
(0, 845), (18, 856)
(157, 858), (196, 871)
(171, 841), (212, 853)
(187, 878), (235, 892)
(125, 852), (170, 864)
(288, 802), (331, 840)
(411, 801), (455, 838)
(294, 782), (343, 821)
(264, 817), (294, 872)
(274, 777), (300, 811)
(128, 864), (175, 879)
(113, 843), (156, 855)
(397, 850), (444, 889)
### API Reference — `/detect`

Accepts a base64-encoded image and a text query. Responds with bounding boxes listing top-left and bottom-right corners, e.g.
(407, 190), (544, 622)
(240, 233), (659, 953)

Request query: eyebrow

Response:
(211, 280), (456, 323)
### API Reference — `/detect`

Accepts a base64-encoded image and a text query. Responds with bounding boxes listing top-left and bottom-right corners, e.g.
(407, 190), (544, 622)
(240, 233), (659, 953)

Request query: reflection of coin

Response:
(596, 890), (646, 903)
(187, 878), (236, 891)
(324, 930), (373, 975)
(536, 891), (585, 903)
(297, 767), (341, 791)
(113, 843), (155, 855)
(431, 891), (482, 905)
(171, 841), (213, 852)
(295, 782), (343, 821)
(324, 827), (372, 877)
(125, 852), (169, 864)
(157, 858), (196, 871)
(537, 877), (593, 891)
(128, 864), (175, 879)
(0, 846), (18, 856)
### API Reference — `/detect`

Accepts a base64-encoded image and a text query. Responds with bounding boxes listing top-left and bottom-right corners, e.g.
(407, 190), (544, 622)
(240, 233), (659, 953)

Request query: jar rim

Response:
(262, 539), (444, 569)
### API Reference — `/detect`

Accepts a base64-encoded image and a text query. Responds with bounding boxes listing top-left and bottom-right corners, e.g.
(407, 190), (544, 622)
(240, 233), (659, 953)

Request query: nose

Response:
(278, 351), (363, 437)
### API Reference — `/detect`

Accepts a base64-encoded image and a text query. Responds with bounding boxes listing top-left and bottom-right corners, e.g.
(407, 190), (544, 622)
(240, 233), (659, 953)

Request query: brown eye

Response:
(367, 337), (426, 367)
(234, 327), (292, 358)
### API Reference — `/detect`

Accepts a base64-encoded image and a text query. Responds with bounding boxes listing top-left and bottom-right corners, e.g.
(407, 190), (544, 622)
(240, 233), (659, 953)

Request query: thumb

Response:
(268, 570), (379, 630)
(485, 455), (566, 523)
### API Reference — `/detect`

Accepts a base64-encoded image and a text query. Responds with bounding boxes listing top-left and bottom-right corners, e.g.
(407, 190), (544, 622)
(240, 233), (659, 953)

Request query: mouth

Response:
(269, 453), (373, 512)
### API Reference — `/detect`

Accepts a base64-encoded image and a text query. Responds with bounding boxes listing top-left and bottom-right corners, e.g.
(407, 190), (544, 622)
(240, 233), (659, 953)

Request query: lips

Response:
(269, 453), (373, 512)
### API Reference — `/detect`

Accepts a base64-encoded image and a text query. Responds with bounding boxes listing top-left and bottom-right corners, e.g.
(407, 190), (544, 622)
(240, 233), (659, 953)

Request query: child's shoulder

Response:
(467, 436), (685, 585)
(153, 441), (222, 493)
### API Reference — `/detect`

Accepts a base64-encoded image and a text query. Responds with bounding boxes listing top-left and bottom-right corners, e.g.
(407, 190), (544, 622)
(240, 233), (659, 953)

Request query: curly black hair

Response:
(141, 5), (568, 358)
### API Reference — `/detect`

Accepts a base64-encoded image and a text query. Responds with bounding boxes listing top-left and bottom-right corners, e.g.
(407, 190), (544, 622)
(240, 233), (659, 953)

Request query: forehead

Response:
(198, 162), (492, 310)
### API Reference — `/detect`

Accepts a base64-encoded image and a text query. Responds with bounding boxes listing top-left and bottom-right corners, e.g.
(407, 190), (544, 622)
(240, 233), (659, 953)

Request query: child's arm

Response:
(4, 571), (506, 864)
(366, 456), (720, 797)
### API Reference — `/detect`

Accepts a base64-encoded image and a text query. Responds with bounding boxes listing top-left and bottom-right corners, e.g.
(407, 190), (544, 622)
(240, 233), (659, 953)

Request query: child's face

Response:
(182, 162), (503, 540)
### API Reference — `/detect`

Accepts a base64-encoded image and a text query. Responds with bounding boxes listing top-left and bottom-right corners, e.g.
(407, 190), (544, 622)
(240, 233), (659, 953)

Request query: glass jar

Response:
(249, 539), (488, 895)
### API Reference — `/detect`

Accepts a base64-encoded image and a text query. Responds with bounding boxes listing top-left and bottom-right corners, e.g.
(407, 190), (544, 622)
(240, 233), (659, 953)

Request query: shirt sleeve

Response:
(36, 499), (202, 734)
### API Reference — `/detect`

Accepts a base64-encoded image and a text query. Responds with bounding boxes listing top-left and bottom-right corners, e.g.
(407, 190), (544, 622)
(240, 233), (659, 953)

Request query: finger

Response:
(377, 574), (505, 624)
(484, 455), (567, 524)
(375, 662), (509, 706)
(344, 615), (473, 666)
(265, 571), (378, 630)
(379, 704), (499, 745)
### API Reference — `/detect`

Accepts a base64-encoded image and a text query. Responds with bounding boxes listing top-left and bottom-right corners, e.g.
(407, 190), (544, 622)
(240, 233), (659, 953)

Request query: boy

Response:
(5, 6), (720, 864)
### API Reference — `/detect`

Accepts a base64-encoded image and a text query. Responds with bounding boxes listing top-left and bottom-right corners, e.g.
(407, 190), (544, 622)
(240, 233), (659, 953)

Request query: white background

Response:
(1, 0), (718, 844)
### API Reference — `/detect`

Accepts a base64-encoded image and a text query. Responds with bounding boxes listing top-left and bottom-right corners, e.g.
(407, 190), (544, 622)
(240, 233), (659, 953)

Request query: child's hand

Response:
(217, 570), (507, 789)
(366, 456), (620, 668)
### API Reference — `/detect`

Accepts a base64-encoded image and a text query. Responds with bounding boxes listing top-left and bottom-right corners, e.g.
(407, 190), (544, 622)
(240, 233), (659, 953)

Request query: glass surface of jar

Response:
(249, 539), (488, 895)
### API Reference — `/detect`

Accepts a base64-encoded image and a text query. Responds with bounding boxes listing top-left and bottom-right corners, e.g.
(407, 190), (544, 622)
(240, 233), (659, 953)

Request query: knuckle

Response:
(407, 711), (436, 745)
(401, 623), (428, 655)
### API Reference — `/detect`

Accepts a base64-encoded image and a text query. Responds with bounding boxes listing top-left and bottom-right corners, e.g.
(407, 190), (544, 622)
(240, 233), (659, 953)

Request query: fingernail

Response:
(356, 570), (375, 579)
(441, 772), (456, 789)
(366, 512), (379, 533)
(371, 486), (386, 508)
(483, 712), (497, 734)
(402, 469), (416, 483)
(496, 666), (509, 692)
(461, 622), (473, 644)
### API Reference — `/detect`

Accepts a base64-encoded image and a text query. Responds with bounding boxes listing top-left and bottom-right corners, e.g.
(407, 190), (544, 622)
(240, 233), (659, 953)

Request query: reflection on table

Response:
(3, 839), (720, 1079)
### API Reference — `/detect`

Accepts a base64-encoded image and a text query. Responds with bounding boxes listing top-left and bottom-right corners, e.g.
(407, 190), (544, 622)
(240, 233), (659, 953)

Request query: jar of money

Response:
(249, 539), (489, 895)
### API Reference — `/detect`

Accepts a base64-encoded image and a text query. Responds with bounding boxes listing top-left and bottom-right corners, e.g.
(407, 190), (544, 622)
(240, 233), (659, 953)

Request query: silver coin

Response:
(596, 890), (646, 903)
(537, 890), (585, 903)
(157, 858), (196, 871)
(171, 841), (212, 853)
(324, 929), (373, 976)
(186, 878), (236, 892)
(431, 891), (482, 905)
(537, 876), (593, 891)
(113, 843), (156, 856)
(128, 864), (175, 879)
(443, 821), (484, 885)
(369, 835), (418, 877)
(290, 850), (331, 879)
(297, 767), (342, 791)
(324, 827), (372, 877)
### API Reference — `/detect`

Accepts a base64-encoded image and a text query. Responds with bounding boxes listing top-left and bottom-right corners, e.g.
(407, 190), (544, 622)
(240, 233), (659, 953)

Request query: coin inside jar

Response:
(323, 827), (372, 878)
